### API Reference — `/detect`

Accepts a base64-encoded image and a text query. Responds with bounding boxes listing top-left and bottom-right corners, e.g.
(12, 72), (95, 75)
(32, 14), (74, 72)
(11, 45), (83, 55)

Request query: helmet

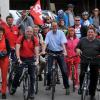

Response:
(42, 24), (49, 29)
(58, 10), (64, 15)
(82, 11), (89, 16)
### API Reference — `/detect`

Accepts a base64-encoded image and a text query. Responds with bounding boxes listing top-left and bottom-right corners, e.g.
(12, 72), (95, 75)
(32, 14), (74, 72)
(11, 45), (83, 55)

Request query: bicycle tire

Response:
(81, 90), (86, 100)
(34, 67), (38, 94)
(23, 74), (30, 100)
(72, 65), (75, 92)
(44, 66), (47, 86)
(51, 69), (56, 100)
(8, 67), (16, 95)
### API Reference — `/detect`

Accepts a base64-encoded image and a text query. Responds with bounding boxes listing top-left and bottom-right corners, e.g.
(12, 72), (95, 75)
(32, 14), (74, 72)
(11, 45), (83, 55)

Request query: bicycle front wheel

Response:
(72, 65), (75, 92)
(51, 69), (56, 100)
(34, 67), (38, 94)
(23, 74), (30, 100)
(81, 90), (86, 100)
(8, 67), (16, 95)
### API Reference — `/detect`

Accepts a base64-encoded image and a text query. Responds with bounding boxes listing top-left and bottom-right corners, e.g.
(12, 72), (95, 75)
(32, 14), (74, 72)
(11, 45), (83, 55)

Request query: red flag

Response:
(30, 0), (43, 25)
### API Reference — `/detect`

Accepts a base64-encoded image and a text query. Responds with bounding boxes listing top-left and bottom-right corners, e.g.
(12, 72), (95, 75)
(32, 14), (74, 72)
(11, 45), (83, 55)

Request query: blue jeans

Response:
(47, 52), (69, 89)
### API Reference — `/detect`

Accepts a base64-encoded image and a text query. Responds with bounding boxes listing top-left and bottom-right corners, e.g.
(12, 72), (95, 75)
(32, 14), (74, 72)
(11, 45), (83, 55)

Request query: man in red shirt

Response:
(10, 26), (39, 99)
(5, 15), (19, 61)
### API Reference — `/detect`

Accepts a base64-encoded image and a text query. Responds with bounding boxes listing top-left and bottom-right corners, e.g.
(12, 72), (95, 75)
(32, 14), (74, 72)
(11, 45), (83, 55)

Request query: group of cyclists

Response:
(0, 3), (100, 100)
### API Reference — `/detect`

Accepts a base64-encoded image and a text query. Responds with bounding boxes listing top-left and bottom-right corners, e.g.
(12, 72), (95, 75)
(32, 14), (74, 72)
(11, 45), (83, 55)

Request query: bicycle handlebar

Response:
(80, 54), (100, 60)
(47, 53), (63, 57)
(66, 55), (79, 59)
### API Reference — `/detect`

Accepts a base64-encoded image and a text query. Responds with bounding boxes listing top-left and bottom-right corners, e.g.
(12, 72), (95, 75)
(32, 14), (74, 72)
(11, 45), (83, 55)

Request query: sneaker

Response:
(38, 75), (43, 81)
(2, 94), (6, 99)
(78, 88), (82, 95)
(45, 86), (51, 90)
(66, 88), (70, 95)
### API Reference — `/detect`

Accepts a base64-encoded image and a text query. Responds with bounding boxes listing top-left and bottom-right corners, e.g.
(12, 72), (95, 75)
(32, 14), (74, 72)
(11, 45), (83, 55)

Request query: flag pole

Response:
(48, 0), (51, 10)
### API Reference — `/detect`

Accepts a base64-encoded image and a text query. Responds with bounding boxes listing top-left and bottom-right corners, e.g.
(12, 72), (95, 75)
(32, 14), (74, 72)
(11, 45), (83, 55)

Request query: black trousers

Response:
(79, 63), (99, 96)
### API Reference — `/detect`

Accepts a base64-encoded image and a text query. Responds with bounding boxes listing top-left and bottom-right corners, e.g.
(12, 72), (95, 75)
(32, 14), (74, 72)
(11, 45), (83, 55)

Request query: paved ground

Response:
(0, 79), (99, 100)
(6, 81), (81, 100)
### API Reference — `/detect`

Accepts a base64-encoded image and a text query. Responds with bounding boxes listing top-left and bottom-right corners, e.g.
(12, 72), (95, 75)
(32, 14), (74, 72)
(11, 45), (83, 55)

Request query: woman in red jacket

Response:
(0, 27), (10, 99)
(65, 27), (80, 88)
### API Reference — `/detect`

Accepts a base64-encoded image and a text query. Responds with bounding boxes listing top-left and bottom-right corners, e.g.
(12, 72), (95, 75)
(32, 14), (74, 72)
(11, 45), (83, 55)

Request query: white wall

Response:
(0, 0), (9, 21)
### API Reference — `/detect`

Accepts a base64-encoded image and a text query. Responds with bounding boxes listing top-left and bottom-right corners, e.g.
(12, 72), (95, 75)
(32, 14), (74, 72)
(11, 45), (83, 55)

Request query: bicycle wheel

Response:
(81, 89), (86, 100)
(97, 75), (100, 100)
(72, 65), (75, 92)
(34, 67), (38, 94)
(8, 67), (16, 95)
(23, 74), (30, 100)
(44, 66), (47, 86)
(51, 69), (56, 100)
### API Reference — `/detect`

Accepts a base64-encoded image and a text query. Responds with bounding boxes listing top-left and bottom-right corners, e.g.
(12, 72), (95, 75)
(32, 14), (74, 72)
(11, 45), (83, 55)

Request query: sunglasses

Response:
(75, 20), (80, 21)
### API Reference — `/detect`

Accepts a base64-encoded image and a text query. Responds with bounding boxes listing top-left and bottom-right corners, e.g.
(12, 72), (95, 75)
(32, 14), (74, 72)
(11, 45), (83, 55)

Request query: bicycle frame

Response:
(67, 55), (79, 92)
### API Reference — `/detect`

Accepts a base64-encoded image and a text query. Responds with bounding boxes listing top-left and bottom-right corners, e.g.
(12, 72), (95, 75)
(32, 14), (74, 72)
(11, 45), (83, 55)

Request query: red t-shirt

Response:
(0, 35), (7, 52)
(5, 25), (19, 49)
(16, 35), (39, 58)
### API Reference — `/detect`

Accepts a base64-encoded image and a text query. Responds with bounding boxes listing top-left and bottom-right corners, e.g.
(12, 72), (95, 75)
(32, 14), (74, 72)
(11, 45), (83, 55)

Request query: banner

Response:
(30, 0), (43, 25)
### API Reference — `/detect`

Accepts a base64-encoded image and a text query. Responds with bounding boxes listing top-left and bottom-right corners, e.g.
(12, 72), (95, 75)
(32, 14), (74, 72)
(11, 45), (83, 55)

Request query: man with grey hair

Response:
(10, 26), (39, 99)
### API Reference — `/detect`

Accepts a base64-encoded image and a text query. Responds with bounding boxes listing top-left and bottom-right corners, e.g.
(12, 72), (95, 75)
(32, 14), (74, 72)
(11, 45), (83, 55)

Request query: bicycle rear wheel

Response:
(23, 74), (30, 100)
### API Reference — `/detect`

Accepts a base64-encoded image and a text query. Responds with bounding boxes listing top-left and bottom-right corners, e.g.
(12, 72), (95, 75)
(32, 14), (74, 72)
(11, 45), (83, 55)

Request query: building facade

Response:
(0, 0), (100, 20)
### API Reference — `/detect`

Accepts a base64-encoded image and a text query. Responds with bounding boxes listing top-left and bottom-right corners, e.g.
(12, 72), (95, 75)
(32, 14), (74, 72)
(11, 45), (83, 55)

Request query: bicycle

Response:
(8, 60), (38, 100)
(47, 53), (63, 100)
(41, 55), (60, 86)
(80, 55), (99, 100)
(67, 55), (79, 92)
